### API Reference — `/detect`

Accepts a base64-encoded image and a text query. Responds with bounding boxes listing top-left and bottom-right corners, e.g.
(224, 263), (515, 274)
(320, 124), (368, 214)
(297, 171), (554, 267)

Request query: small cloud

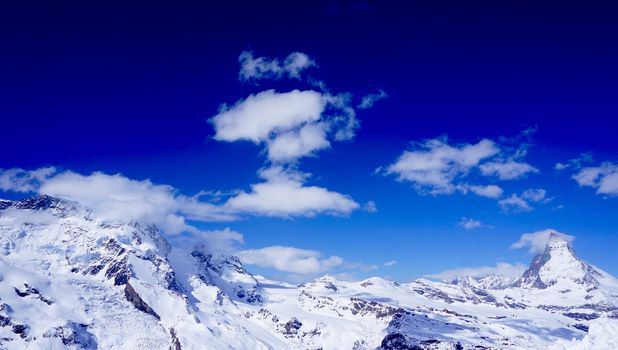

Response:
(573, 161), (618, 196)
(425, 262), (526, 282)
(362, 200), (377, 213)
(225, 166), (360, 218)
(554, 162), (568, 170)
(511, 228), (575, 253)
(238, 51), (316, 82)
(464, 184), (504, 199)
(457, 217), (484, 230)
(498, 193), (532, 213)
(522, 188), (548, 202)
(238, 245), (343, 274)
(384, 260), (397, 267)
(357, 89), (387, 109)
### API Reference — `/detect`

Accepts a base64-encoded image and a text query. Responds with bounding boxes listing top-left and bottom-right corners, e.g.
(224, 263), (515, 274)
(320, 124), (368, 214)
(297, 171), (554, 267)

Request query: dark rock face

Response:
(169, 327), (182, 350)
(43, 322), (97, 349)
(380, 333), (421, 350)
(9, 195), (78, 217)
(11, 324), (29, 339)
(563, 312), (600, 321)
(283, 318), (302, 336)
(350, 298), (398, 319)
(14, 284), (53, 305)
(124, 282), (160, 320)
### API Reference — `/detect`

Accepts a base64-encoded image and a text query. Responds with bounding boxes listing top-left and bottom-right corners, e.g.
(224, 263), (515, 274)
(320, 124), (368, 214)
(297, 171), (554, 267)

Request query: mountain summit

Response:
(514, 232), (601, 289)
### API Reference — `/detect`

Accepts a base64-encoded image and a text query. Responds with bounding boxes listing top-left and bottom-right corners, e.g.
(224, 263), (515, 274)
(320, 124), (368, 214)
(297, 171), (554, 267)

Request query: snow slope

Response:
(0, 196), (616, 349)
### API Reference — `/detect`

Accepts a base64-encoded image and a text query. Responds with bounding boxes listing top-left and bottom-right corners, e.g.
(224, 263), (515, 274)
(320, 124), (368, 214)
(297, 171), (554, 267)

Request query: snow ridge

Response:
(0, 196), (617, 349)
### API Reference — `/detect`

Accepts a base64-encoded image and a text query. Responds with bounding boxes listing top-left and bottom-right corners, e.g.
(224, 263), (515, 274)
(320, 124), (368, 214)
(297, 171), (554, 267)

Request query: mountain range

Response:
(0, 195), (617, 349)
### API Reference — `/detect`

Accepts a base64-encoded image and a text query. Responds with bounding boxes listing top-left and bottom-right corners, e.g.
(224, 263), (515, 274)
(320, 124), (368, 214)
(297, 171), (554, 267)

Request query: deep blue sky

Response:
(1, 1), (618, 280)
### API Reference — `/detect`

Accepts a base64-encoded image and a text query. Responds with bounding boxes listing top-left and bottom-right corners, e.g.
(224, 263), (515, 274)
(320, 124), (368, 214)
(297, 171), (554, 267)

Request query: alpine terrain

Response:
(0, 195), (617, 349)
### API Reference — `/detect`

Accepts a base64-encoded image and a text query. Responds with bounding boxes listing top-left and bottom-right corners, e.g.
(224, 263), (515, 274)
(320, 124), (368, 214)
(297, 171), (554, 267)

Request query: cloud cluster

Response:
(0, 167), (234, 235)
(426, 262), (526, 282)
(573, 162), (618, 196)
(210, 50), (388, 219)
(238, 51), (316, 82)
(0, 167), (374, 276)
(511, 228), (575, 253)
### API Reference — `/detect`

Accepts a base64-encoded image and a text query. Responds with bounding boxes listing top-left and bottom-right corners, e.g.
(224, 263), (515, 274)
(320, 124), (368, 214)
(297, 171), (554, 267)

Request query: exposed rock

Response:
(124, 282), (160, 320)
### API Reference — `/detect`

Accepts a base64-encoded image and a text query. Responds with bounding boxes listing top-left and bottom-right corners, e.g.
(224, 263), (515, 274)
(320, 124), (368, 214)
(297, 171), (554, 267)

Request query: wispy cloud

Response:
(383, 130), (538, 199)
(357, 89), (387, 109)
(384, 137), (499, 195)
(457, 217), (485, 230)
(511, 228), (575, 253)
(426, 262), (526, 282)
(238, 51), (316, 82)
(384, 260), (397, 267)
(498, 193), (533, 213)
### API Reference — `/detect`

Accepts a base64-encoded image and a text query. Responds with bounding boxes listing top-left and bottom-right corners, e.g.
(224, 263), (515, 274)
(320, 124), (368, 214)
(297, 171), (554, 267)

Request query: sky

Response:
(1, 1), (618, 282)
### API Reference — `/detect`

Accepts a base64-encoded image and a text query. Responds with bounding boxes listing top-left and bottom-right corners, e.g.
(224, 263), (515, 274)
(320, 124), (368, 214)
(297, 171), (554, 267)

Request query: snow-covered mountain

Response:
(1, 196), (617, 349)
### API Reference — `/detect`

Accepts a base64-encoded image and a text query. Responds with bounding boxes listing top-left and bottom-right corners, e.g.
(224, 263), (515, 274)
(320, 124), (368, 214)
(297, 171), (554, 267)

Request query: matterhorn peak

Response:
(514, 231), (600, 289)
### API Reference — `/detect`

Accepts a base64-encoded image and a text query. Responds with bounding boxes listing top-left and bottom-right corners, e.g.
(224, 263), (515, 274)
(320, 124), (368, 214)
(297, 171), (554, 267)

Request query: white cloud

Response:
(211, 89), (325, 143)
(384, 260), (397, 267)
(498, 193), (532, 213)
(479, 160), (538, 180)
(385, 138), (499, 194)
(457, 217), (483, 230)
(522, 188), (547, 202)
(465, 184), (504, 199)
(573, 162), (618, 196)
(237, 246), (343, 274)
(225, 167), (359, 217)
(511, 228), (575, 253)
(0, 167), (57, 193)
(357, 89), (387, 109)
(426, 262), (526, 282)
(238, 51), (316, 82)
(210, 89), (362, 163)
(362, 200), (377, 213)
(0, 168), (238, 236)
(266, 122), (331, 162)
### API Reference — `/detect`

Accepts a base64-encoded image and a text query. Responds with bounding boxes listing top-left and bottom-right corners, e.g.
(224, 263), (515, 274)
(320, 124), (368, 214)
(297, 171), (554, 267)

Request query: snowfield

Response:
(0, 196), (617, 349)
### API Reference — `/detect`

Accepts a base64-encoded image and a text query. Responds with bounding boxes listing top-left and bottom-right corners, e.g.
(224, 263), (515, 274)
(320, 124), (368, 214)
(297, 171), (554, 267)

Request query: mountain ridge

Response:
(0, 196), (617, 349)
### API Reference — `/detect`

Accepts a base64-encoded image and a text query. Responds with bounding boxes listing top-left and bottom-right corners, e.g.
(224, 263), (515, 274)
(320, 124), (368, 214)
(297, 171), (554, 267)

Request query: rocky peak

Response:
(514, 232), (600, 289)
(0, 195), (80, 217)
